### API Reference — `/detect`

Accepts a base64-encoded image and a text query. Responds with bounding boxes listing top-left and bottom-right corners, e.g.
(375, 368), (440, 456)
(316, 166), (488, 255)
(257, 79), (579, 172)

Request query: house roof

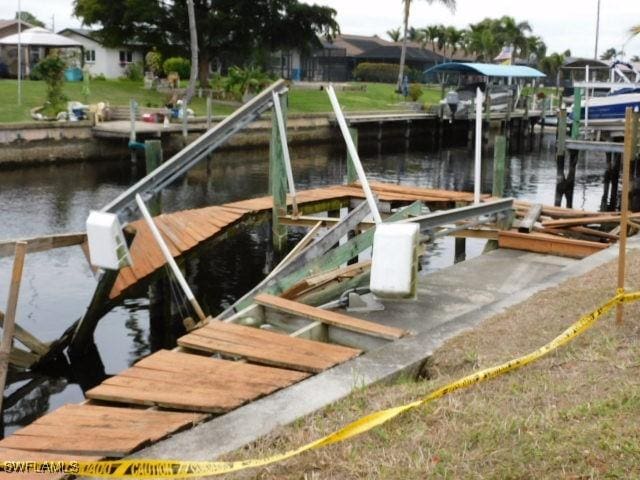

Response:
(425, 62), (546, 78)
(0, 27), (82, 47)
(58, 28), (98, 42)
(321, 34), (392, 57)
(356, 44), (442, 62)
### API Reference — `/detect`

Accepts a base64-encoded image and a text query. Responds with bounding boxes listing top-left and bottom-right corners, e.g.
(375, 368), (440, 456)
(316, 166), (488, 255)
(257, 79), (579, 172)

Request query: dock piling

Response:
(616, 108), (639, 323)
(347, 127), (359, 184)
(270, 91), (289, 253)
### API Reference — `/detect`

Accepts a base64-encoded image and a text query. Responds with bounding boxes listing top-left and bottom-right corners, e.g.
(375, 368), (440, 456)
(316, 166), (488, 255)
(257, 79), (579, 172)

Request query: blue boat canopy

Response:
(424, 62), (546, 78)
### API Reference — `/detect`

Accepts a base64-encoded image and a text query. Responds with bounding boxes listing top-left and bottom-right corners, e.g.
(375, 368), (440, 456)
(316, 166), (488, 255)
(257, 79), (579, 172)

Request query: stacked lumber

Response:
(500, 200), (635, 258)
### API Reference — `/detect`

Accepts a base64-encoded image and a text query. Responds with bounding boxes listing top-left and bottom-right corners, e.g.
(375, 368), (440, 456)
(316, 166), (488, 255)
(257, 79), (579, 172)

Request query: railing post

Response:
(270, 92), (288, 253)
(484, 136), (508, 253)
(347, 126), (358, 184)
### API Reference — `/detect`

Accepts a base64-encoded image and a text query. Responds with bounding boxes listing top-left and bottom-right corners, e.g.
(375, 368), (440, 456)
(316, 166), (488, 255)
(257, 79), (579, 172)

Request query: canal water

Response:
(0, 133), (609, 433)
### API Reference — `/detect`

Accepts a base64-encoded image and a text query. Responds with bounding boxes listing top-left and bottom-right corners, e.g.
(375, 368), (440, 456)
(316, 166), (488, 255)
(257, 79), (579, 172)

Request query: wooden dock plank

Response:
(254, 294), (408, 340)
(498, 231), (608, 258)
(0, 435), (146, 458)
(108, 183), (483, 300)
(178, 321), (361, 373)
(86, 350), (308, 413)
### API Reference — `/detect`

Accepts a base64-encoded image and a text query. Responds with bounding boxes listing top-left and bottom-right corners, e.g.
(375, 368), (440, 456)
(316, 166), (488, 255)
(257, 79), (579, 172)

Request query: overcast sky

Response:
(1, 0), (638, 59)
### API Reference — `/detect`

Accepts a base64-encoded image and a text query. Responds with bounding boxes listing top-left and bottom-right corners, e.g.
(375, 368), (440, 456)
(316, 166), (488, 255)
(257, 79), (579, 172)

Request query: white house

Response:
(58, 28), (144, 78)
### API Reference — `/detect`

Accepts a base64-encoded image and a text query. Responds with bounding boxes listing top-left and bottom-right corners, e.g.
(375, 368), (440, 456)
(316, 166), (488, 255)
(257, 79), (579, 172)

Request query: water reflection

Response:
(0, 131), (614, 427)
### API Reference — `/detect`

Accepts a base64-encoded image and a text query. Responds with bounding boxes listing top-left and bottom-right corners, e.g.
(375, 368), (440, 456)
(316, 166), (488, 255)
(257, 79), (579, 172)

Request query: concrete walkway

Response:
(129, 241), (636, 461)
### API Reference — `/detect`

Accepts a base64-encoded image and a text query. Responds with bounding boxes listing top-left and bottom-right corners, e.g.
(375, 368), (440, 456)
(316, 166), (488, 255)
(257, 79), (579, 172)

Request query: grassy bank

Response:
(217, 252), (640, 479)
(0, 80), (440, 123)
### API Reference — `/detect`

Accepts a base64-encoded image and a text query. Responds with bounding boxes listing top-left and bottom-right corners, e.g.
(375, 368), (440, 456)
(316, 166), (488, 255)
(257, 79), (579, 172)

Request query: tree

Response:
(15, 11), (45, 28)
(443, 26), (463, 61)
(396, 0), (456, 90)
(539, 52), (565, 88)
(74, 0), (338, 86)
(600, 47), (618, 60)
(184, 0), (198, 104)
(422, 24), (445, 61)
(387, 27), (402, 42)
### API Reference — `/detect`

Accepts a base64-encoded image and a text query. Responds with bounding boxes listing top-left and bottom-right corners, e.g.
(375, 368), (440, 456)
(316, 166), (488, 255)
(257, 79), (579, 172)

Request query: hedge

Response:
(353, 62), (424, 83)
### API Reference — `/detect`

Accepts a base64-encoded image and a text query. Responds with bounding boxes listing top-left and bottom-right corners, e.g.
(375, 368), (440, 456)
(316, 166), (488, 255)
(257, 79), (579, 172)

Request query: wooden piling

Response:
(144, 140), (164, 215)
(129, 99), (137, 163)
(492, 135), (507, 198)
(347, 127), (359, 184)
(454, 201), (466, 262)
(555, 108), (568, 207)
(571, 88), (582, 140)
(617, 108), (639, 323)
(206, 96), (212, 130)
(270, 92), (288, 253)
(0, 242), (27, 412)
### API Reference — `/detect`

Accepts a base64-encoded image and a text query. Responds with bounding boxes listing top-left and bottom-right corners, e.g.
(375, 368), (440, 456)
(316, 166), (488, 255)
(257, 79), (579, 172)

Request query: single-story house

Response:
(0, 19), (33, 77)
(270, 34), (457, 82)
(58, 28), (144, 78)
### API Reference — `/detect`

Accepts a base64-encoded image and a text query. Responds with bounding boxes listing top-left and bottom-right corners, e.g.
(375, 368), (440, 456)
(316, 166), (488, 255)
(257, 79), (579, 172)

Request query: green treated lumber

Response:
(571, 88), (582, 139)
(261, 201), (423, 299)
(226, 201), (423, 315)
(492, 135), (507, 198)
(270, 92), (288, 253)
(347, 127), (358, 184)
(144, 140), (164, 215)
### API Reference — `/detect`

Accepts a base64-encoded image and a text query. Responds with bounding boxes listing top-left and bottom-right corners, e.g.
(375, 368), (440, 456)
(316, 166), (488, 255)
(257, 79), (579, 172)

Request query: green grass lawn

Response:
(0, 79), (442, 123)
(289, 83), (441, 113)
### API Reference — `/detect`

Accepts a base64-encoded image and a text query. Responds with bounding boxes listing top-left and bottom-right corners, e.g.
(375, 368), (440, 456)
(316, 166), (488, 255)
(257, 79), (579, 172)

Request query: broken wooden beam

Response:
(518, 203), (543, 233)
(498, 231), (608, 258)
(542, 213), (640, 229)
(0, 232), (86, 258)
(0, 310), (49, 356)
(254, 293), (408, 340)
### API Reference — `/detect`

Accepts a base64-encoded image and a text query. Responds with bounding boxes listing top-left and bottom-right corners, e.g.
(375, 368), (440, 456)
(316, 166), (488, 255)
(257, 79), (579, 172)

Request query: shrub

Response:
(92, 73), (107, 81)
(224, 66), (272, 101)
(162, 57), (191, 81)
(145, 49), (163, 76)
(31, 53), (68, 116)
(354, 62), (398, 83)
(124, 62), (144, 81)
(408, 83), (423, 101)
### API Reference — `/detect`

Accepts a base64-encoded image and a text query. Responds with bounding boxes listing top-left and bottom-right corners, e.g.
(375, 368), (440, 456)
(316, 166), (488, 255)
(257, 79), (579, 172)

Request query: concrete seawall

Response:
(0, 116), (339, 167)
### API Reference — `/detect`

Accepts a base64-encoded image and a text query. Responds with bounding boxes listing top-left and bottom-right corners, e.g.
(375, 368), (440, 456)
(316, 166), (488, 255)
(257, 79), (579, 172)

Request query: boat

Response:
(569, 61), (640, 126)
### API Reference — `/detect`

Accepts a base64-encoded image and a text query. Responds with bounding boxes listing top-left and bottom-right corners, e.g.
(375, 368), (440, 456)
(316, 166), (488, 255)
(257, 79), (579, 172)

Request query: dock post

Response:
(181, 101), (189, 142)
(144, 139), (173, 347)
(454, 202), (466, 263)
(0, 242), (27, 413)
(483, 89), (492, 146)
(483, 136), (507, 253)
(270, 91), (288, 253)
(555, 108), (568, 206)
(206, 96), (212, 130)
(144, 140), (164, 214)
(616, 108), (639, 323)
(346, 127), (359, 184)
(129, 98), (137, 163)
(601, 152), (613, 211)
(571, 87), (582, 139)
(492, 135), (507, 198)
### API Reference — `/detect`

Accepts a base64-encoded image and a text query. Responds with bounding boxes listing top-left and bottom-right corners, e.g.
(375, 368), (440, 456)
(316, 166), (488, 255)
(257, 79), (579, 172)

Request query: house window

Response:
(84, 49), (96, 63)
(119, 50), (133, 65)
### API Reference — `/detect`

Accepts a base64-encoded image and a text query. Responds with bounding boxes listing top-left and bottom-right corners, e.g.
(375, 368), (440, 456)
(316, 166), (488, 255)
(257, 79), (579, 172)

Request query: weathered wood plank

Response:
(498, 231), (608, 258)
(255, 294), (408, 340)
(0, 448), (98, 480)
(0, 233), (86, 258)
(178, 321), (360, 373)
(0, 434), (146, 457)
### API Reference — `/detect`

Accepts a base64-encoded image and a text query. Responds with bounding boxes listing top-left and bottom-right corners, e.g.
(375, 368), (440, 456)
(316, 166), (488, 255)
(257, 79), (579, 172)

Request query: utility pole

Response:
(594, 0), (601, 59)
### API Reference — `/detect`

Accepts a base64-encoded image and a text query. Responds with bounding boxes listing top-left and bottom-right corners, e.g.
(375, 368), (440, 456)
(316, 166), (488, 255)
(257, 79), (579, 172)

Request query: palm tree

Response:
(524, 35), (547, 65)
(396, 0), (456, 90)
(539, 52), (565, 88)
(600, 47), (618, 60)
(387, 27), (402, 42)
(443, 26), (463, 61)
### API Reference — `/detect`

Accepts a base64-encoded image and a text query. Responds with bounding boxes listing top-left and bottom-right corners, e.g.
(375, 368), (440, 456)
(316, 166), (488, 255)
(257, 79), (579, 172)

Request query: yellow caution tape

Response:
(3, 290), (639, 478)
